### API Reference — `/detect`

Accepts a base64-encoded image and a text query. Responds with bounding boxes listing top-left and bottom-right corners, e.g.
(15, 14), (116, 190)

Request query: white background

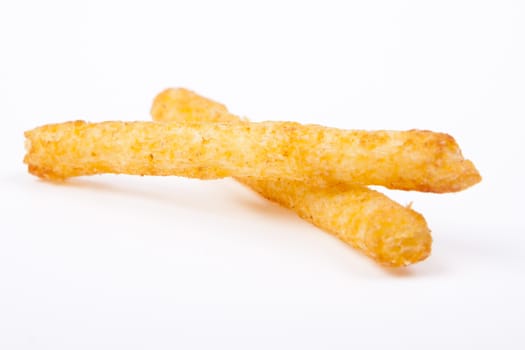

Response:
(1, 1), (524, 349)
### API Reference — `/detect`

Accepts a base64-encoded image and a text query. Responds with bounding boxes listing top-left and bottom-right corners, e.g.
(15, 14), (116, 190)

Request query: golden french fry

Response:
(150, 88), (433, 266)
(24, 117), (480, 192)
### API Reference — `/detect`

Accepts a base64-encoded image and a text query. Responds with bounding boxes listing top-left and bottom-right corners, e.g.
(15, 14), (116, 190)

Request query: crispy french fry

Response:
(24, 117), (480, 193)
(150, 88), (432, 266)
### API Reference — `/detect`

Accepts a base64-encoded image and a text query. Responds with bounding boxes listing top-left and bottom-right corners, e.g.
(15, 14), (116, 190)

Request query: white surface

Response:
(1, 1), (524, 349)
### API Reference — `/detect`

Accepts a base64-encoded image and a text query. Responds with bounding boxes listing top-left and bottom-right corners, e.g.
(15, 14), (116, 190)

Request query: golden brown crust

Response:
(24, 118), (480, 192)
(150, 88), (432, 266)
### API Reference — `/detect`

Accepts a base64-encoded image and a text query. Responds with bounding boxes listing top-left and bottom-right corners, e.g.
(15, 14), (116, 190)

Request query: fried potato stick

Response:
(24, 117), (480, 193)
(150, 88), (432, 266)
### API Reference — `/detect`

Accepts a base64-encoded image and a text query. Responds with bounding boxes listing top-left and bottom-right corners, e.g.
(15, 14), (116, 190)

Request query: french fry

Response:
(24, 118), (480, 193)
(150, 88), (432, 266)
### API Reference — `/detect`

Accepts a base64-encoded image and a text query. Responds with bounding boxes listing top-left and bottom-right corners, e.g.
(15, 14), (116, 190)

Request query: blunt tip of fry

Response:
(459, 161), (482, 190)
(434, 160), (481, 193)
(440, 135), (482, 192)
(361, 204), (432, 267)
(380, 230), (432, 267)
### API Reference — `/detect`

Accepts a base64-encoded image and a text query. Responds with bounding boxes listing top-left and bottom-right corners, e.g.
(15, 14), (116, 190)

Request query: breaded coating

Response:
(150, 88), (432, 266)
(24, 119), (480, 192)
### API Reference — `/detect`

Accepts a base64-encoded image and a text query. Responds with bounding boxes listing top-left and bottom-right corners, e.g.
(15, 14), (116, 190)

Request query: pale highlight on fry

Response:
(150, 88), (432, 266)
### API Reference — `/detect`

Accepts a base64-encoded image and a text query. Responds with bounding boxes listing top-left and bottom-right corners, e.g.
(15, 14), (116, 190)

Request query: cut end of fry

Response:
(402, 132), (481, 193)
(364, 203), (432, 267)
